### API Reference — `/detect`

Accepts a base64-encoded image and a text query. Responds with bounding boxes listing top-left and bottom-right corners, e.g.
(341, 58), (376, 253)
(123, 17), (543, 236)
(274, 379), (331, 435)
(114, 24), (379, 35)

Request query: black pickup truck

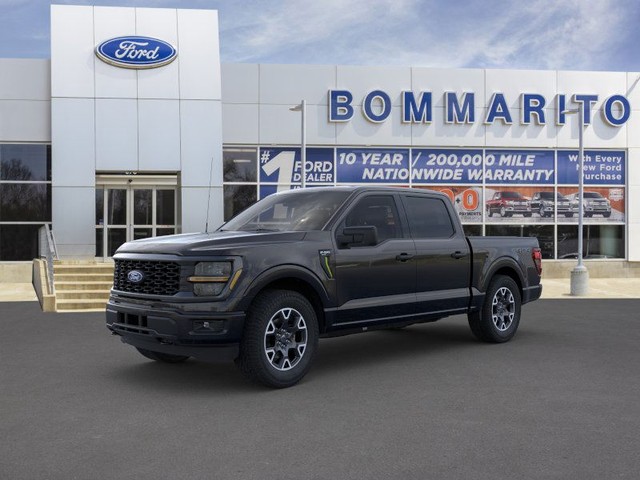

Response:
(107, 186), (542, 388)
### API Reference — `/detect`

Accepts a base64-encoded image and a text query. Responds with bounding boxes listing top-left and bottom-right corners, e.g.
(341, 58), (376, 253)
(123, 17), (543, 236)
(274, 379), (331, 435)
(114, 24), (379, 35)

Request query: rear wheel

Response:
(237, 289), (319, 388)
(136, 347), (190, 363)
(468, 275), (521, 343)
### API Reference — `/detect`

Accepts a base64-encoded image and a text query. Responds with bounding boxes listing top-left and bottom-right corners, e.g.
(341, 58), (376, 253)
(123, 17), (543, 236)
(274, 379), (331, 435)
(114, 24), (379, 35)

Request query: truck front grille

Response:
(113, 259), (182, 296)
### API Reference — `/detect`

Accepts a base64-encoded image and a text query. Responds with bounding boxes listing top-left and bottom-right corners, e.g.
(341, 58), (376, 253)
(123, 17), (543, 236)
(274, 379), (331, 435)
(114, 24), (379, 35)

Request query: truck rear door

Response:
(400, 193), (471, 316)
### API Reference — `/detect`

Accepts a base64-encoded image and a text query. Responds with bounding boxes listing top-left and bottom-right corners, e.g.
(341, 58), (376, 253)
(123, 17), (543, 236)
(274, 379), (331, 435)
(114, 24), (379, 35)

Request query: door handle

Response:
(396, 253), (414, 262)
(451, 251), (467, 259)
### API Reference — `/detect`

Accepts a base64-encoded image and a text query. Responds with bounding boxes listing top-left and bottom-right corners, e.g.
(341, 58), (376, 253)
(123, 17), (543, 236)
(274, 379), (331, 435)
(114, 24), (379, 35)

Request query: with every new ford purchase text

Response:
(106, 187), (542, 388)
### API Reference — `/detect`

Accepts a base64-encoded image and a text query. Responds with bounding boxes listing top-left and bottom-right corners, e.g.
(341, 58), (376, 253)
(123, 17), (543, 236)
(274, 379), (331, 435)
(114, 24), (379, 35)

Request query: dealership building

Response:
(1, 4), (639, 284)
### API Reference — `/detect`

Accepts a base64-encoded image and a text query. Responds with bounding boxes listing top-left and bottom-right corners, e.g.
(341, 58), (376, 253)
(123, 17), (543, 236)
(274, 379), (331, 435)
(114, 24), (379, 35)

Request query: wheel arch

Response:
(482, 257), (525, 299)
(238, 266), (330, 333)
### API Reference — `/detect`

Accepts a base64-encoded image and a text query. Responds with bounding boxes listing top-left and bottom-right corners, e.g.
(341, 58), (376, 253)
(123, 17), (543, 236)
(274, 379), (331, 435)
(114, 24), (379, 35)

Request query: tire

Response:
(237, 289), (319, 388)
(565, 213), (574, 218)
(585, 213), (592, 218)
(487, 207), (493, 218)
(523, 213), (532, 218)
(136, 347), (190, 363)
(468, 275), (521, 343)
(603, 212), (611, 218)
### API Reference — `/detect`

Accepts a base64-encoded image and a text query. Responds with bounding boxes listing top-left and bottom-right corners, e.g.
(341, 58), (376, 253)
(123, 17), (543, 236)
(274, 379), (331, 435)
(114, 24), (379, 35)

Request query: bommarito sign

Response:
(328, 90), (631, 127)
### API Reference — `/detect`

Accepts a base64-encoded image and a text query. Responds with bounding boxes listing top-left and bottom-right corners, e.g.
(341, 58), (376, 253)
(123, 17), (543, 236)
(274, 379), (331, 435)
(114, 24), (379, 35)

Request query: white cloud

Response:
(218, 0), (634, 71)
(0, 0), (635, 70)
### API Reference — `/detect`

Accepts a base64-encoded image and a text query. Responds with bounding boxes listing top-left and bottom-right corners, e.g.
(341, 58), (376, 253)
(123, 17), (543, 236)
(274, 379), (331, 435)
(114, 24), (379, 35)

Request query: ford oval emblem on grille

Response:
(95, 36), (177, 69)
(127, 270), (145, 283)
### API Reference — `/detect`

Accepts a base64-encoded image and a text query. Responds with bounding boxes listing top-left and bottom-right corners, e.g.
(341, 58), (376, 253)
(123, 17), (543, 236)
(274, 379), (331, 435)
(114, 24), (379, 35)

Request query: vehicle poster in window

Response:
(528, 187), (565, 223)
(484, 150), (554, 184)
(485, 187), (538, 223)
(557, 150), (625, 185)
(414, 186), (482, 223)
(336, 148), (410, 183)
(557, 187), (625, 223)
(410, 149), (483, 184)
(259, 147), (334, 185)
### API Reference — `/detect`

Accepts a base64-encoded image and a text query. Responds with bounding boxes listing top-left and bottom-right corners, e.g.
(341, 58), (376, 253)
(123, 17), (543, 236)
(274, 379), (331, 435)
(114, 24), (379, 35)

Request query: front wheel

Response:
(237, 289), (319, 388)
(136, 347), (190, 363)
(468, 275), (521, 343)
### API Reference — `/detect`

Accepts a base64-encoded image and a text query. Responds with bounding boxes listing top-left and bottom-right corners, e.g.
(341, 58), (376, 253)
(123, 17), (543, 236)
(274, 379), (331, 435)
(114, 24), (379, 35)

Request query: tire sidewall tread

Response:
(468, 275), (521, 343)
(237, 289), (319, 388)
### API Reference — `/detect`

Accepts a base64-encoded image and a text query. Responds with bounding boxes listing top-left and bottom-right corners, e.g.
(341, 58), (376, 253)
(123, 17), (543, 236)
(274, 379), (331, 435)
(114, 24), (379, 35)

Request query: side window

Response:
(403, 196), (455, 239)
(341, 195), (401, 243)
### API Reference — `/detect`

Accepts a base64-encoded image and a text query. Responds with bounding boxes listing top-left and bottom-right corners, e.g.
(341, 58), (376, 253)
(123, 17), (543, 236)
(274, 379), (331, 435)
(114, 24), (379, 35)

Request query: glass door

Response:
(96, 175), (178, 258)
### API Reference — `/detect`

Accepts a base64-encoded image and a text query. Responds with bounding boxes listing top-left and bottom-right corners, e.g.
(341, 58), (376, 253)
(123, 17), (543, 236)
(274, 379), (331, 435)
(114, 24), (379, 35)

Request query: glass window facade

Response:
(222, 146), (626, 260)
(0, 144), (51, 260)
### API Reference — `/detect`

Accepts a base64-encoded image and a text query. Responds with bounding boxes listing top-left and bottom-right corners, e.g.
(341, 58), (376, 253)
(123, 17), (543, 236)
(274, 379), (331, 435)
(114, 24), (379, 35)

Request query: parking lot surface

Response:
(1, 300), (639, 480)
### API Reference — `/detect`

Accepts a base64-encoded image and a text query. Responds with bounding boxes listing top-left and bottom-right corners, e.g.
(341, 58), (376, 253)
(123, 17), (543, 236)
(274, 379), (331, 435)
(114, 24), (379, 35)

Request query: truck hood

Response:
(114, 231), (307, 255)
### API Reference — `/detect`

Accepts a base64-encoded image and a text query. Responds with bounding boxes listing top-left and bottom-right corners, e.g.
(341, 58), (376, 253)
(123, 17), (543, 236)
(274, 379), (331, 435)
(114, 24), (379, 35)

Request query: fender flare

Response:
(481, 256), (526, 295)
(236, 264), (332, 312)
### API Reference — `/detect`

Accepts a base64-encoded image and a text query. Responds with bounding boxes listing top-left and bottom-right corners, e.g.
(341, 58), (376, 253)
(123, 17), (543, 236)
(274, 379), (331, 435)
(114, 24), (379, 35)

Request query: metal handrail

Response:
(38, 224), (58, 294)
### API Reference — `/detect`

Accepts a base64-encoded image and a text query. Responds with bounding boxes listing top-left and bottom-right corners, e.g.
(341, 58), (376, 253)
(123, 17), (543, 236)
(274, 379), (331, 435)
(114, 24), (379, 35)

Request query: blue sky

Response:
(1, 0), (639, 71)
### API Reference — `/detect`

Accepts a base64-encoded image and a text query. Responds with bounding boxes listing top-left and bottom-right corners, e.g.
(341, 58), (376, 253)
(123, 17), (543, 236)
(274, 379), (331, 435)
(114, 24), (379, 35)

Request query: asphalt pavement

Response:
(1, 300), (639, 479)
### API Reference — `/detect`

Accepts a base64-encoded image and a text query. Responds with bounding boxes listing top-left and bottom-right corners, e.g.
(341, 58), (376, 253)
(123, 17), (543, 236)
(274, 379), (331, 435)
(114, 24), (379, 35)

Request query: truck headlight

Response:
(189, 262), (232, 296)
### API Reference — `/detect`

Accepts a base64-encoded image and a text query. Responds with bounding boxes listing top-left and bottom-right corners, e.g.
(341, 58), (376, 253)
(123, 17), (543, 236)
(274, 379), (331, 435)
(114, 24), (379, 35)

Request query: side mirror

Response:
(337, 226), (378, 248)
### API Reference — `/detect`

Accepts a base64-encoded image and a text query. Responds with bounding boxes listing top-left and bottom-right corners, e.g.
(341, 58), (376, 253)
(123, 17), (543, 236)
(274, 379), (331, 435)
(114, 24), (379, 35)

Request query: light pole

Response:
(562, 104), (589, 295)
(289, 100), (306, 188)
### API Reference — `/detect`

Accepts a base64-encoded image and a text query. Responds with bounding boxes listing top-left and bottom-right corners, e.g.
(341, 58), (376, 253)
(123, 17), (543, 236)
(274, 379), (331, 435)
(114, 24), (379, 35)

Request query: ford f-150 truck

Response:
(106, 186), (543, 388)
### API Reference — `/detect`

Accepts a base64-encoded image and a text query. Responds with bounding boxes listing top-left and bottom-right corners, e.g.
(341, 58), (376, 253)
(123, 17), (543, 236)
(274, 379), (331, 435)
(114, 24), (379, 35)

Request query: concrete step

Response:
(55, 281), (113, 291)
(55, 299), (108, 311)
(54, 273), (114, 283)
(54, 265), (114, 275)
(56, 290), (111, 300)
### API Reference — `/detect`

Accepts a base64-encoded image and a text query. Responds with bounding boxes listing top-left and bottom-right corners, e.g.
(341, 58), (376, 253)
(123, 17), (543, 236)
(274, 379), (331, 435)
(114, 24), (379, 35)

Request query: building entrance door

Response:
(95, 175), (178, 258)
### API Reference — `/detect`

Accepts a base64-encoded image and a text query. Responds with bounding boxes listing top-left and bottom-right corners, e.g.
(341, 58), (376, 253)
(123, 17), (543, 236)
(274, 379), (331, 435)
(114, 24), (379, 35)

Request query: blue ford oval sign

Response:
(95, 36), (177, 69)
(127, 270), (145, 284)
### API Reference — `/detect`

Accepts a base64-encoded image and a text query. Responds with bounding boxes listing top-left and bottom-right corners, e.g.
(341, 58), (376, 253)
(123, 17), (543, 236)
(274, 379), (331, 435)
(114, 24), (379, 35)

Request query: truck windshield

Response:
(220, 190), (351, 232)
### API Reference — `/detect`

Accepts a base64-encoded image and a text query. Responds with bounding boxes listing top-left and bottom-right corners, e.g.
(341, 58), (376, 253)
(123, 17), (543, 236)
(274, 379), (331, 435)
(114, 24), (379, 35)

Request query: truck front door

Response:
(332, 194), (416, 324)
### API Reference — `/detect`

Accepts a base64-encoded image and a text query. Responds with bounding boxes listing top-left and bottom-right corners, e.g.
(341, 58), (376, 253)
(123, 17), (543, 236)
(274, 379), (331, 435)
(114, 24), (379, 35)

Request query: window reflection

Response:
(223, 185), (256, 221)
(0, 184), (51, 222)
(156, 190), (175, 225)
(133, 189), (152, 225)
(107, 189), (126, 225)
(0, 144), (51, 181)
(557, 225), (624, 259)
(223, 148), (257, 182)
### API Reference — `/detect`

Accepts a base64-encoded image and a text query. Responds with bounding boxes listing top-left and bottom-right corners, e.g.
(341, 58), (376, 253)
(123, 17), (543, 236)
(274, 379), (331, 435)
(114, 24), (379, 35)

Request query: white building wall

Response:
(51, 5), (223, 259)
(0, 59), (51, 142)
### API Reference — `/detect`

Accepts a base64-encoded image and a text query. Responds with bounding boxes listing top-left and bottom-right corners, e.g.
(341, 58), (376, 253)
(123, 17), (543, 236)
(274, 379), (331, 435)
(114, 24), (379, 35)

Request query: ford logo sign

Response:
(127, 270), (145, 284)
(95, 36), (177, 69)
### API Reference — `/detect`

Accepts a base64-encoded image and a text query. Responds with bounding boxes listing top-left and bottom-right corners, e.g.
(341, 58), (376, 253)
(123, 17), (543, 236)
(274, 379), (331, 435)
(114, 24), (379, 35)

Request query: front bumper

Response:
(106, 298), (245, 362)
